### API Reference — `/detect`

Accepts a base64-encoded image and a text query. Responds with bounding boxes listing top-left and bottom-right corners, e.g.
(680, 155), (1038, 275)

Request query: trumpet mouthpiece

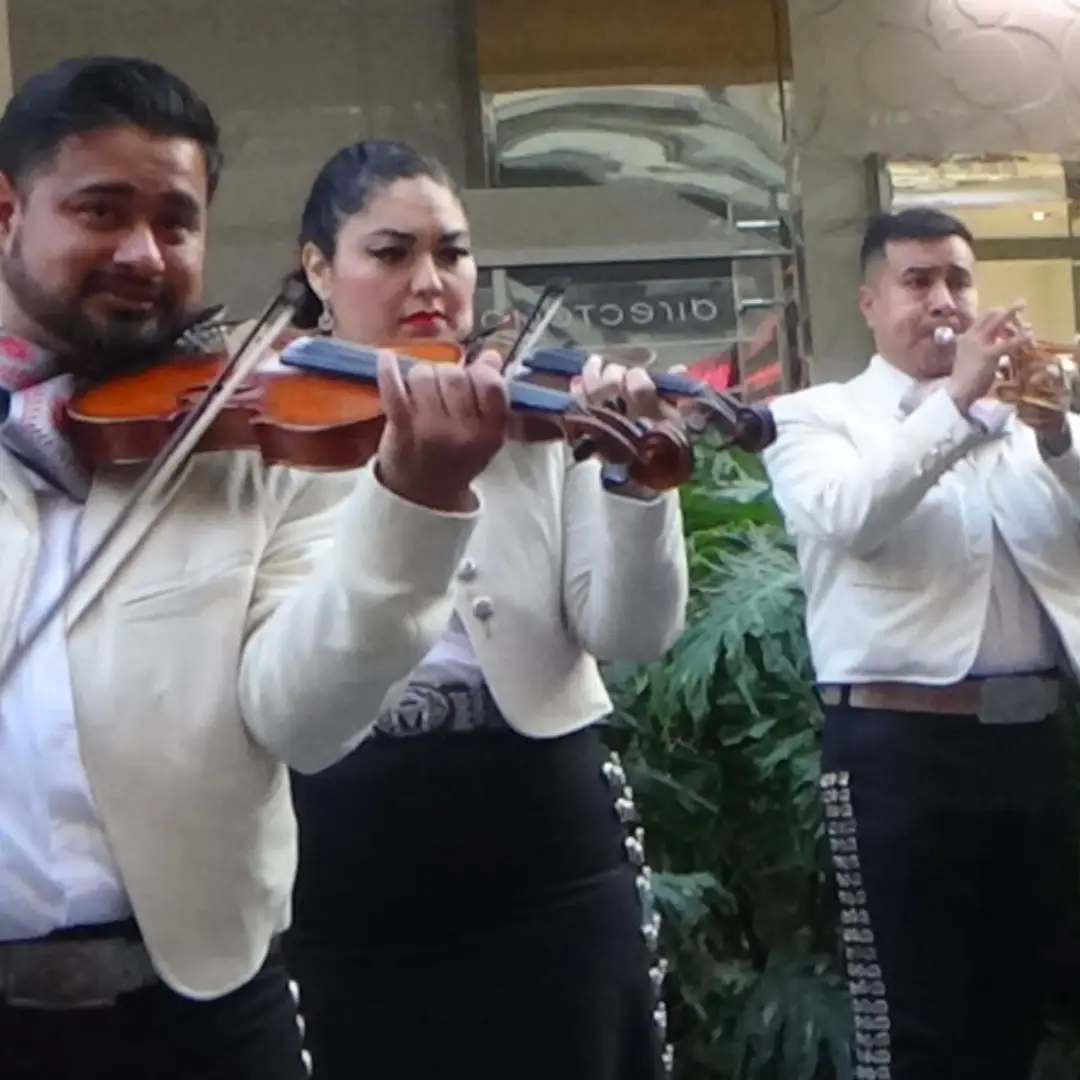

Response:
(933, 326), (956, 346)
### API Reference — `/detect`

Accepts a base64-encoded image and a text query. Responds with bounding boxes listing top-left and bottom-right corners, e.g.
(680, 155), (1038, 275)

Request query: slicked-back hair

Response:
(0, 55), (222, 199)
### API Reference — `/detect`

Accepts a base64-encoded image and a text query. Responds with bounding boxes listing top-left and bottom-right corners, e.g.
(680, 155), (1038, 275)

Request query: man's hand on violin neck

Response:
(374, 347), (510, 513)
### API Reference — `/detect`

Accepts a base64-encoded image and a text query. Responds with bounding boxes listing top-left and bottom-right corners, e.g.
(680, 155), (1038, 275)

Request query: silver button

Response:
(301, 1049), (313, 1076)
(653, 1001), (668, 1039)
(288, 979), (301, 1005)
(636, 873), (654, 908)
(602, 760), (626, 788)
(457, 558), (477, 582)
(471, 596), (495, 621)
(662, 1044), (675, 1075)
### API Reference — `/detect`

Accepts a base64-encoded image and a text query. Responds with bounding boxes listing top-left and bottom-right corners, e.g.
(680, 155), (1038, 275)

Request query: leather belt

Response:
(0, 935), (159, 1009)
(819, 675), (1060, 719)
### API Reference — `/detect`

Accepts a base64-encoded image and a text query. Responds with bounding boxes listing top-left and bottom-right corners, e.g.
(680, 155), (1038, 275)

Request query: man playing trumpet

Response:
(763, 207), (1079, 1080)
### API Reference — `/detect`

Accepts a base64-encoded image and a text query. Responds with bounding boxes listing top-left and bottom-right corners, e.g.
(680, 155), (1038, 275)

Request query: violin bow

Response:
(498, 279), (569, 377)
(0, 282), (304, 692)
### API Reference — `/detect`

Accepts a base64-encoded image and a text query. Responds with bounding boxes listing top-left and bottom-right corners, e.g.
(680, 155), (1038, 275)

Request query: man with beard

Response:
(0, 56), (511, 1079)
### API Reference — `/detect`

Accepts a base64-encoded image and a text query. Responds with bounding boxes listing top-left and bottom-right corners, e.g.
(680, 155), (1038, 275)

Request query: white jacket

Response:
(762, 355), (1080, 683)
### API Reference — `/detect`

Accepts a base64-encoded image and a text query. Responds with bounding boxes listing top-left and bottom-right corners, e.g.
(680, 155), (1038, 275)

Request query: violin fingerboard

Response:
(525, 348), (587, 378)
(280, 337), (574, 416)
(279, 337), (381, 382)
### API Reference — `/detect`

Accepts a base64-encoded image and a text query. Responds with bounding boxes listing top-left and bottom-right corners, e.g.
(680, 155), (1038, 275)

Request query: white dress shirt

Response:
(417, 613), (481, 672)
(0, 470), (131, 941)
(971, 525), (1059, 675)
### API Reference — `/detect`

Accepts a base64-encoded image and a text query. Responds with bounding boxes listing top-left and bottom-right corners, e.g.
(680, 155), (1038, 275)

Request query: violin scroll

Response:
(558, 407), (694, 491)
(628, 422), (696, 490)
(719, 400), (777, 453)
(521, 346), (778, 453)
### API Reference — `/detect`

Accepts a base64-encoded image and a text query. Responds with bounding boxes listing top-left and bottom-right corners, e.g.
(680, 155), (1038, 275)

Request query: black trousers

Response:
(821, 705), (1077, 1080)
(286, 726), (667, 1080)
(0, 949), (309, 1080)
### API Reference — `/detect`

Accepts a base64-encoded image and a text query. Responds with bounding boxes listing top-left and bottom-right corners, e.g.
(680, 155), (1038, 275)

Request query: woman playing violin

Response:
(284, 140), (688, 1080)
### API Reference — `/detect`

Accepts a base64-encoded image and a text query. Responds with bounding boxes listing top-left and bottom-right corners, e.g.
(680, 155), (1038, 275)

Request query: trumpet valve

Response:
(1018, 350), (1077, 412)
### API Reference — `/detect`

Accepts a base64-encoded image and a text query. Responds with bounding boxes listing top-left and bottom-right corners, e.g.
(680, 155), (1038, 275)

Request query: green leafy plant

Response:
(604, 439), (1080, 1078)
(604, 441), (851, 1079)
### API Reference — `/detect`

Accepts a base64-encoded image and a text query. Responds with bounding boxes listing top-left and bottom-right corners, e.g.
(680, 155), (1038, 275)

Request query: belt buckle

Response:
(978, 676), (1054, 725)
(3, 940), (124, 1009)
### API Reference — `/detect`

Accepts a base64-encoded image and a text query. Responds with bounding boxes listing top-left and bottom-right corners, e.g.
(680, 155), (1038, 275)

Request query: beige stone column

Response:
(791, 149), (875, 384)
(787, 0), (1080, 383)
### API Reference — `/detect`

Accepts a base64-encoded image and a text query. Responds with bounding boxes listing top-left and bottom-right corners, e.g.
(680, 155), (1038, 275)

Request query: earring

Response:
(317, 304), (333, 334)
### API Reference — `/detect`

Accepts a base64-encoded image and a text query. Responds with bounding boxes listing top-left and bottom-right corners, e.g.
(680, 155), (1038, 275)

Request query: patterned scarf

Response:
(0, 307), (230, 501)
(0, 336), (84, 498)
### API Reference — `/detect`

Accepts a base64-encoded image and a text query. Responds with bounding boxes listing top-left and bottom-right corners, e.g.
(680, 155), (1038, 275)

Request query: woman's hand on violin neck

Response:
(374, 346), (510, 513)
(571, 353), (679, 424)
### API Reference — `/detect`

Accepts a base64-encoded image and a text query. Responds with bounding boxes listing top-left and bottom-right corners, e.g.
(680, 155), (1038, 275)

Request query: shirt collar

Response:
(863, 354), (936, 416)
(863, 353), (1012, 435)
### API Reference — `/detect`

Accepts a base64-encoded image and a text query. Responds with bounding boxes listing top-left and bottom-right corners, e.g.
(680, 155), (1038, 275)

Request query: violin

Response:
(65, 332), (695, 492)
(467, 313), (777, 453)
(0, 283), (695, 693)
(521, 346), (777, 451)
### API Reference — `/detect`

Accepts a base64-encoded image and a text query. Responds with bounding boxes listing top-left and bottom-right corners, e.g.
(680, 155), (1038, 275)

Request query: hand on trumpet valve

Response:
(942, 301), (1076, 452)
(944, 301), (1029, 415)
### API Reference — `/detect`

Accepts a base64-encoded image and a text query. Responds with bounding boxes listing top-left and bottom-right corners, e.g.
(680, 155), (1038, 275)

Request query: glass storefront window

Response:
(465, 0), (805, 394)
(885, 154), (1070, 239)
(483, 83), (790, 238)
(469, 82), (801, 393)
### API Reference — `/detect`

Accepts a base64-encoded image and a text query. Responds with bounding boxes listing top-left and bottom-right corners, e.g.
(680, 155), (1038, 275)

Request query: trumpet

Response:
(933, 324), (1080, 413)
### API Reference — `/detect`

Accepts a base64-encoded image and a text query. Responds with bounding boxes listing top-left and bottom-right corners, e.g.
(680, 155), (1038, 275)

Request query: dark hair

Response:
(860, 208), (975, 275)
(0, 55), (222, 199)
(289, 139), (454, 329)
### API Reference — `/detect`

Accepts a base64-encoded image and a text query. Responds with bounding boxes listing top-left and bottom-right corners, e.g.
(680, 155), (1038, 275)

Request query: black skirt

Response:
(285, 724), (671, 1080)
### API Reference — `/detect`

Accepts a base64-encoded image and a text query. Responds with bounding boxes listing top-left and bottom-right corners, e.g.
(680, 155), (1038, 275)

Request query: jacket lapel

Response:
(64, 461), (191, 630)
